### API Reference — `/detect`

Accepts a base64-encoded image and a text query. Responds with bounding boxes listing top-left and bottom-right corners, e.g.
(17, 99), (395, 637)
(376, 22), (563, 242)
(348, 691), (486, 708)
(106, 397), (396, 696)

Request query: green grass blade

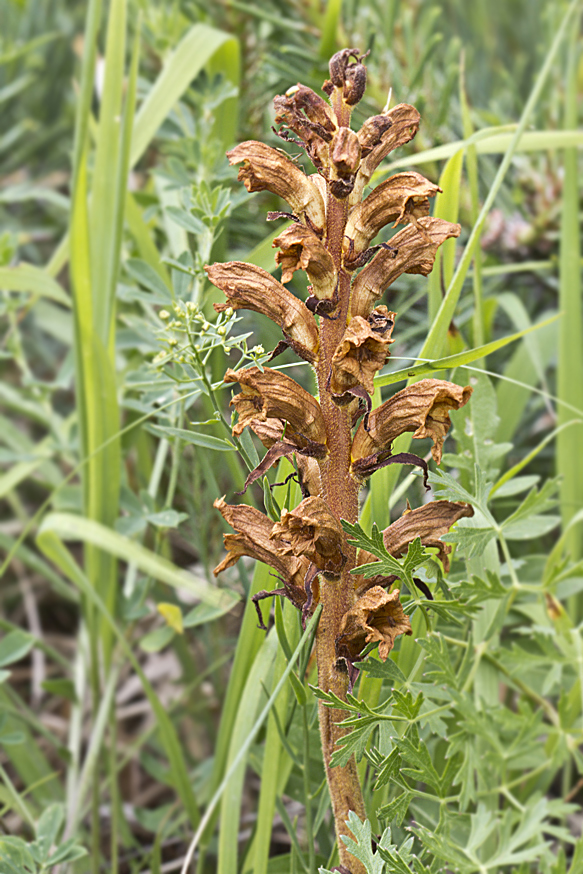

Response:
(427, 149), (463, 325)
(37, 513), (239, 611)
(374, 315), (559, 388)
(181, 606), (322, 874)
(381, 128), (583, 174)
(0, 264), (70, 306)
(249, 599), (299, 874)
(89, 0), (126, 342)
(35, 533), (201, 828)
(319, 0), (343, 59)
(131, 24), (239, 168)
(217, 631), (279, 874)
(422, 0), (579, 362)
(70, 0), (101, 188)
(557, 20), (583, 567)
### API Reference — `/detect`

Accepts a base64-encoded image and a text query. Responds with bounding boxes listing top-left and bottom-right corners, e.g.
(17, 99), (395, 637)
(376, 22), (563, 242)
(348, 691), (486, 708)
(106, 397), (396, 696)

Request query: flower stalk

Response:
(209, 49), (472, 872)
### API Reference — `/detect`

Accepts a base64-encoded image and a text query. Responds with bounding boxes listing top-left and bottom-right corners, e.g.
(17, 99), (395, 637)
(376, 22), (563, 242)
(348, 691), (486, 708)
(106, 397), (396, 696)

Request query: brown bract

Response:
(225, 366), (327, 449)
(273, 84), (337, 171)
(337, 586), (412, 662)
(330, 308), (395, 397)
(383, 500), (474, 573)
(271, 497), (345, 575)
(349, 217), (462, 318)
(207, 261), (319, 364)
(344, 172), (441, 264)
(351, 379), (472, 477)
(273, 224), (337, 300)
(227, 141), (326, 234)
(351, 104), (421, 204)
(213, 497), (309, 599)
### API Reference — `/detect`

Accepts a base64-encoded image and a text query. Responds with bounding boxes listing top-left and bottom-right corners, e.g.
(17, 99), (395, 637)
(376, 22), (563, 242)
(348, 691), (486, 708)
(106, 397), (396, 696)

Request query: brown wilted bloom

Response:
(353, 501), (475, 594)
(273, 84), (337, 172)
(227, 141), (326, 234)
(225, 366), (327, 448)
(273, 224), (337, 301)
(352, 103), (421, 203)
(349, 217), (461, 319)
(337, 586), (412, 664)
(270, 497), (345, 575)
(213, 497), (309, 603)
(351, 379), (472, 479)
(344, 172), (441, 265)
(207, 261), (319, 363)
(383, 501), (474, 572)
(329, 307), (395, 398)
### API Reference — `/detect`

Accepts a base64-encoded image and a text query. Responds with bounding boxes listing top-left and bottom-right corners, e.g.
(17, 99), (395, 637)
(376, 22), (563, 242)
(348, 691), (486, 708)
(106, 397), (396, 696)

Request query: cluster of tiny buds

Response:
(152, 302), (265, 371)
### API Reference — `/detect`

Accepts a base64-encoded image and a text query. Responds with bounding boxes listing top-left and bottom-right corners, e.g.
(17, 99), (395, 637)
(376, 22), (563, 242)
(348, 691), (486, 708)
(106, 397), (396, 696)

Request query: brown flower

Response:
(213, 497), (309, 591)
(206, 261), (319, 363)
(273, 84), (337, 171)
(225, 367), (328, 491)
(352, 103), (421, 203)
(344, 172), (441, 265)
(329, 308), (395, 398)
(227, 141), (326, 234)
(225, 366), (327, 447)
(351, 379), (472, 478)
(349, 217), (462, 319)
(270, 497), (345, 575)
(382, 501), (474, 573)
(329, 126), (362, 198)
(337, 586), (412, 663)
(273, 224), (337, 301)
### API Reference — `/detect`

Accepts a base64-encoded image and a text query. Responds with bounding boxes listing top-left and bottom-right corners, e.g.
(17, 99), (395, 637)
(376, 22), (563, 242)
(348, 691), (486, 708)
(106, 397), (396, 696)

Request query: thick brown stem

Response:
(314, 93), (368, 870)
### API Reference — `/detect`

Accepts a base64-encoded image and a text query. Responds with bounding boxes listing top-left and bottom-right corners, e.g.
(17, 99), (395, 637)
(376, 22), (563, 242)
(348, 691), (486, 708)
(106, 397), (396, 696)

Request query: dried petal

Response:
(270, 497), (345, 574)
(329, 308), (395, 397)
(349, 217), (462, 318)
(227, 141), (326, 234)
(351, 379), (472, 476)
(383, 500), (474, 572)
(327, 48), (368, 105)
(273, 224), (337, 300)
(337, 586), (412, 663)
(352, 103), (421, 203)
(344, 172), (441, 264)
(295, 455), (322, 498)
(225, 366), (327, 449)
(273, 84), (337, 170)
(213, 497), (309, 597)
(329, 127), (362, 199)
(207, 261), (319, 363)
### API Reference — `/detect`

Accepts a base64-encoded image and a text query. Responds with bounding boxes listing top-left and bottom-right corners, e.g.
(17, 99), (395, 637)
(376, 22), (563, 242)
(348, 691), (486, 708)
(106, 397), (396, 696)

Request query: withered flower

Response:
(213, 497), (309, 593)
(329, 126), (362, 198)
(270, 497), (345, 575)
(213, 497), (312, 625)
(329, 307), (395, 398)
(225, 366), (326, 446)
(225, 366), (327, 490)
(273, 224), (337, 301)
(337, 586), (412, 664)
(349, 217), (461, 319)
(273, 83), (337, 171)
(353, 103), (421, 201)
(383, 500), (474, 572)
(206, 261), (319, 364)
(344, 172), (441, 265)
(351, 378), (472, 478)
(227, 141), (326, 234)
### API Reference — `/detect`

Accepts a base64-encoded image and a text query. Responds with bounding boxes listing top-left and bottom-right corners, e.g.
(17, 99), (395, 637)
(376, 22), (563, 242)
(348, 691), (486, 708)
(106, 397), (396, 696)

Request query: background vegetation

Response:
(0, 0), (582, 872)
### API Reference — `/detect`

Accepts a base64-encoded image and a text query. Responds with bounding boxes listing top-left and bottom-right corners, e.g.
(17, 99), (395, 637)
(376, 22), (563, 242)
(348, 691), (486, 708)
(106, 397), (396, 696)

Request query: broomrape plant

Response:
(207, 49), (474, 873)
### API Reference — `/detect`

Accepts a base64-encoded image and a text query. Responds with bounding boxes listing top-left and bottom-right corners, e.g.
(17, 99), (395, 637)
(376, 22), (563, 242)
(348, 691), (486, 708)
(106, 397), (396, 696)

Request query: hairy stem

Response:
(314, 123), (367, 870)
